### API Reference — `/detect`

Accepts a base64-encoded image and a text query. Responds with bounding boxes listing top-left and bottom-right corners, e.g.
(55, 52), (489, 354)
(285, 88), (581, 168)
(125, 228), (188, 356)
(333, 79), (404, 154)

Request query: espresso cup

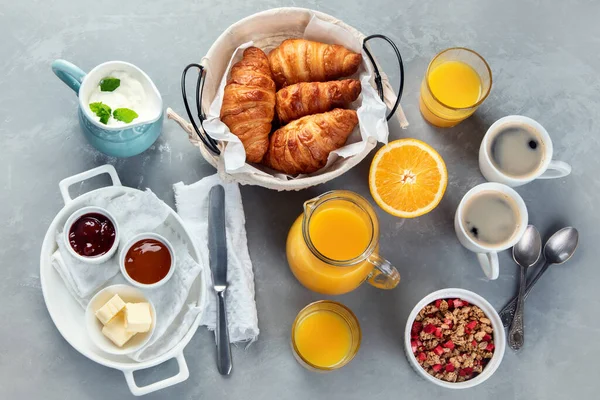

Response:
(454, 183), (528, 280)
(479, 115), (571, 187)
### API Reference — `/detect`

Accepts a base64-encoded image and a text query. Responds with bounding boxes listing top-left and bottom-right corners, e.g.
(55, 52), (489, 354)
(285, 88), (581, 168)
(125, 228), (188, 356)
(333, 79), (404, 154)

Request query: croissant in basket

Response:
(268, 39), (362, 88)
(220, 47), (276, 163)
(275, 79), (361, 124)
(263, 108), (358, 175)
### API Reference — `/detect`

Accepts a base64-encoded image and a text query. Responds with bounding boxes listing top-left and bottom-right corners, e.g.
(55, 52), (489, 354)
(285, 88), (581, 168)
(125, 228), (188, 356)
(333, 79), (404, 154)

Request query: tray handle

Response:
(362, 34), (404, 121)
(123, 352), (190, 397)
(58, 164), (122, 205)
(181, 63), (221, 155)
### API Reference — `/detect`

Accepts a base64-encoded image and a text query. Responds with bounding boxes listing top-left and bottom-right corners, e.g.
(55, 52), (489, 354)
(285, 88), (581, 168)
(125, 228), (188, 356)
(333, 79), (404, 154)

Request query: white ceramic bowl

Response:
(85, 284), (156, 355)
(404, 288), (506, 389)
(119, 232), (176, 289)
(63, 206), (120, 264)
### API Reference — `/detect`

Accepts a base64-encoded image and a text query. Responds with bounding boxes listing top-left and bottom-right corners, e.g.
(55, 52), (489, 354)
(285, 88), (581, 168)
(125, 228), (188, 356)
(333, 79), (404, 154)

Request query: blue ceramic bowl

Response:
(53, 59), (164, 158)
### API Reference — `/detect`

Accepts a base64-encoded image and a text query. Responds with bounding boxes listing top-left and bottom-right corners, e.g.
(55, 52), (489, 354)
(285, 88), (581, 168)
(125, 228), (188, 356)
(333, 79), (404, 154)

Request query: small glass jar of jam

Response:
(63, 206), (120, 263)
(120, 233), (175, 288)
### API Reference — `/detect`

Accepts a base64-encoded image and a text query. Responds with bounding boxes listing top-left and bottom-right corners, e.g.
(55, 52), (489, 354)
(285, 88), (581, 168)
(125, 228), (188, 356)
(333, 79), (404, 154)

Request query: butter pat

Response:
(102, 312), (136, 347)
(95, 294), (126, 325)
(125, 302), (152, 333)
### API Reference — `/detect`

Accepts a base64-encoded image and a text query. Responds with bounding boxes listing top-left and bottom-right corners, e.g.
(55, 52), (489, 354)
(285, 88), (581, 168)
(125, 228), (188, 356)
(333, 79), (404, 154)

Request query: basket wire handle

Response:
(362, 34), (404, 121)
(181, 63), (221, 155)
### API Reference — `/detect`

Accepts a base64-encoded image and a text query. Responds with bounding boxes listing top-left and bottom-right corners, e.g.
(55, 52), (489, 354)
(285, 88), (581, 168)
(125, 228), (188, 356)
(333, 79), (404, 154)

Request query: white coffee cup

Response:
(479, 115), (571, 187)
(455, 182), (528, 280)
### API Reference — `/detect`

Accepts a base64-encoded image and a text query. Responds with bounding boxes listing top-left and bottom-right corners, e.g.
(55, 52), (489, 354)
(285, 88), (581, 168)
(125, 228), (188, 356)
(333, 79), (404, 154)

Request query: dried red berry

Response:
(433, 346), (444, 356)
(423, 324), (436, 334)
(417, 352), (427, 361)
(443, 340), (455, 349)
(411, 321), (422, 336)
(445, 364), (455, 372)
(466, 321), (478, 330)
(411, 340), (418, 353)
(432, 364), (442, 372)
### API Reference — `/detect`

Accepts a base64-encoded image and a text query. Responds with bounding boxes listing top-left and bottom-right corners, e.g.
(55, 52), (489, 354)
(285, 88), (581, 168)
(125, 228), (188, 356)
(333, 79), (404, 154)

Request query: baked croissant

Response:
(220, 47), (276, 163)
(268, 39), (362, 88)
(275, 79), (361, 124)
(264, 108), (358, 175)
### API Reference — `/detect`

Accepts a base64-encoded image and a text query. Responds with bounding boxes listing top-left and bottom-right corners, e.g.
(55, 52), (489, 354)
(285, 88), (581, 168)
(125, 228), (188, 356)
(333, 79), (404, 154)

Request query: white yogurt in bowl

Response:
(78, 61), (162, 131)
(87, 71), (151, 127)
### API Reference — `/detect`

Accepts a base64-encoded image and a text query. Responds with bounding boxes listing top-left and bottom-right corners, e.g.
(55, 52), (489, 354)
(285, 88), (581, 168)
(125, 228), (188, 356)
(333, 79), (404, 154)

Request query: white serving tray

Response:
(40, 164), (207, 396)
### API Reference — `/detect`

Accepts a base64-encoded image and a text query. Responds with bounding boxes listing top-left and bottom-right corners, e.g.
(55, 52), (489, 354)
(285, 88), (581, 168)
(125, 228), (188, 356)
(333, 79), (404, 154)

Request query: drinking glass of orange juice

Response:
(419, 47), (492, 128)
(291, 300), (361, 372)
(286, 190), (400, 295)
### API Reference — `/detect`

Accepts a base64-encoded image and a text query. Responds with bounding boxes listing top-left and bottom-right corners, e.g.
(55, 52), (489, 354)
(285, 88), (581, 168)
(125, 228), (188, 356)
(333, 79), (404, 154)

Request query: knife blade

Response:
(208, 185), (232, 375)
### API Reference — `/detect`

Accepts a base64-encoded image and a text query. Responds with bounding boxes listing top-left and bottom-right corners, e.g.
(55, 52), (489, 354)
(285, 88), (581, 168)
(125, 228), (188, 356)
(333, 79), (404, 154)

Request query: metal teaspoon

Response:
(500, 227), (579, 327)
(508, 225), (542, 350)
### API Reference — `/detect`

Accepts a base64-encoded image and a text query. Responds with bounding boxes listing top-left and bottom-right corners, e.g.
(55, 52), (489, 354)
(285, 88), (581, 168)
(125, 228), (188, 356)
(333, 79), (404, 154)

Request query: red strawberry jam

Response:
(68, 213), (116, 257)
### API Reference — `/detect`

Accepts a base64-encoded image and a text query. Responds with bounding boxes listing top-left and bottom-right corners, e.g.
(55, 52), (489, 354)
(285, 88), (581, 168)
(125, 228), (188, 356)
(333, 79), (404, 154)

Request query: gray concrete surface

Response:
(1, 0), (598, 399)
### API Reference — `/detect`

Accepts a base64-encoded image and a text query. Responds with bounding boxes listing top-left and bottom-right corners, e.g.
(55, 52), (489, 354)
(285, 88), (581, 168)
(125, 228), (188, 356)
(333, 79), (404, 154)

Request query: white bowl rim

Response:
(404, 288), (506, 389)
(62, 205), (120, 264)
(85, 284), (157, 355)
(119, 232), (176, 289)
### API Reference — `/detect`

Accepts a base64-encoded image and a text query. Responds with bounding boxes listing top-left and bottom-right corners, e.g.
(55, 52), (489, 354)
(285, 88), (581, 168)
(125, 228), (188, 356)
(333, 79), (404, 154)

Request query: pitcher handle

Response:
(366, 254), (400, 289)
(52, 59), (86, 94)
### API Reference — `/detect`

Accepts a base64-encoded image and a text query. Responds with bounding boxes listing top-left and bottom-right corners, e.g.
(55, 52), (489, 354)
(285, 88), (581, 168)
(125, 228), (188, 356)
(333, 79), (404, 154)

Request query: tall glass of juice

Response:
(419, 47), (492, 128)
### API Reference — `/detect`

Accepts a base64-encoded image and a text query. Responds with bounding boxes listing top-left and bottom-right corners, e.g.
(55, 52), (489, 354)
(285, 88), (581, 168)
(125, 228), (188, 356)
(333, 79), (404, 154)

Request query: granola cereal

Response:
(410, 298), (495, 383)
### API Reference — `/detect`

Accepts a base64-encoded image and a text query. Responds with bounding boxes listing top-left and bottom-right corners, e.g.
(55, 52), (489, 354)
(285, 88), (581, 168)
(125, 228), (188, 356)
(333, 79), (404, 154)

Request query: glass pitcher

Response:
(286, 191), (400, 295)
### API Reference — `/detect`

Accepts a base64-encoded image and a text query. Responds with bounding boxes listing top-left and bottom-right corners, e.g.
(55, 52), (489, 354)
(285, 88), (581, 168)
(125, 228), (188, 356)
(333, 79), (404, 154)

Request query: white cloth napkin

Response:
(51, 190), (205, 362)
(174, 174), (259, 344)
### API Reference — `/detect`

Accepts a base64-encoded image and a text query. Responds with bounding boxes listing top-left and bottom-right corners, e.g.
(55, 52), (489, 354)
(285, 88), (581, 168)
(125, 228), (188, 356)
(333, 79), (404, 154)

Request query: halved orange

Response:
(369, 139), (448, 218)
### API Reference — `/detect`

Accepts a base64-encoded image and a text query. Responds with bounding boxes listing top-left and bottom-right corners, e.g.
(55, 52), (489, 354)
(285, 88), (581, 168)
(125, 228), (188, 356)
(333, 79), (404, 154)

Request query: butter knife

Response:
(208, 185), (232, 375)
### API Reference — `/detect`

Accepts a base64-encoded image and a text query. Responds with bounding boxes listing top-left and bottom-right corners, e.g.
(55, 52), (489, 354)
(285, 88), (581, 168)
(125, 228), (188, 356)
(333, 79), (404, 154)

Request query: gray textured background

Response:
(1, 0), (598, 399)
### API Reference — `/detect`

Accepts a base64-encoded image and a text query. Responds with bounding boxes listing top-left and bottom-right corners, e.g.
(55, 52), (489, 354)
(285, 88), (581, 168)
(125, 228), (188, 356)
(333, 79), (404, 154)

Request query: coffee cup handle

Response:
(477, 252), (499, 280)
(539, 160), (572, 179)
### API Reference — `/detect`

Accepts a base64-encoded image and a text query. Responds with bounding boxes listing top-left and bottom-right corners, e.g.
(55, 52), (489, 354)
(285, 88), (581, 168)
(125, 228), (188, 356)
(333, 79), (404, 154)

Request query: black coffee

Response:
(463, 191), (520, 247)
(490, 126), (544, 178)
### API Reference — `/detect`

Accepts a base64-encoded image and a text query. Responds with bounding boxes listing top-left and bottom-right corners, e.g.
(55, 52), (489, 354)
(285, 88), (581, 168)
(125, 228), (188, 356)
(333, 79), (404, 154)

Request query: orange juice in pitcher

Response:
(286, 191), (400, 295)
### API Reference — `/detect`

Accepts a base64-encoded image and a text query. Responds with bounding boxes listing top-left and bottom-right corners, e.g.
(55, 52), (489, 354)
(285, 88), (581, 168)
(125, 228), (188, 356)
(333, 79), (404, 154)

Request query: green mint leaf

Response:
(113, 108), (139, 123)
(89, 102), (112, 124)
(100, 77), (121, 92)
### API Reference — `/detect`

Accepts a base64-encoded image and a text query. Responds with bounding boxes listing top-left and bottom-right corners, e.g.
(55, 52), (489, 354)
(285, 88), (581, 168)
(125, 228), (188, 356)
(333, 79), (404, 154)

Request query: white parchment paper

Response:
(202, 15), (389, 179)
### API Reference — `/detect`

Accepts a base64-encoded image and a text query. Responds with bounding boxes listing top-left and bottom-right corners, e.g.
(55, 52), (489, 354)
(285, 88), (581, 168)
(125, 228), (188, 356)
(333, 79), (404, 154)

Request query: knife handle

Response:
(216, 290), (232, 375)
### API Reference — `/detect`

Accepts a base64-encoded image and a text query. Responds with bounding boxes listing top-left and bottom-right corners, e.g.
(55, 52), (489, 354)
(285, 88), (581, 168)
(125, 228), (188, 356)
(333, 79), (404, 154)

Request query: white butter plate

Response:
(40, 164), (207, 396)
(85, 284), (157, 356)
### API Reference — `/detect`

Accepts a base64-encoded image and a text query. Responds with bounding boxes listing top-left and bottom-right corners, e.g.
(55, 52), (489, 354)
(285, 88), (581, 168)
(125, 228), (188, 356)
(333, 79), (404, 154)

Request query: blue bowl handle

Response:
(52, 59), (87, 95)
